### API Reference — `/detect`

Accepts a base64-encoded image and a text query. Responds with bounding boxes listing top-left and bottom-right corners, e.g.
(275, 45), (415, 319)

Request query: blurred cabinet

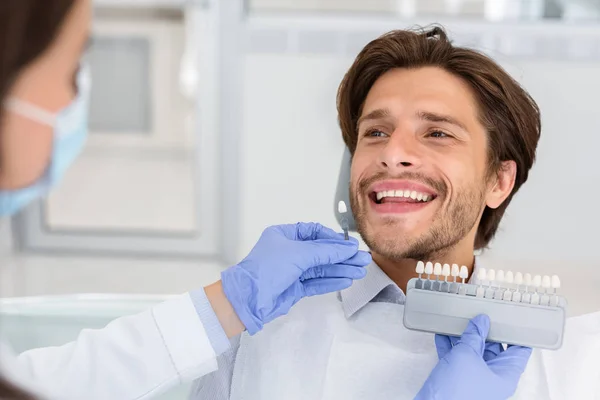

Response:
(14, 2), (229, 259)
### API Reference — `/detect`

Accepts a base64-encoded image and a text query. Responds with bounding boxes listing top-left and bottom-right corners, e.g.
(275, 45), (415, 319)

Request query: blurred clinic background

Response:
(1, 0), (600, 398)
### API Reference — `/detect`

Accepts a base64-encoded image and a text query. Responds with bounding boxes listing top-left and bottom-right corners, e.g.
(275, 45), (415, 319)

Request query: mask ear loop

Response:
(3, 98), (57, 128)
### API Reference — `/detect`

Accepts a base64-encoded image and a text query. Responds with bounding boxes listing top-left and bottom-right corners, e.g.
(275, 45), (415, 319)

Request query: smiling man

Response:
(339, 26), (539, 293)
(189, 26), (543, 400)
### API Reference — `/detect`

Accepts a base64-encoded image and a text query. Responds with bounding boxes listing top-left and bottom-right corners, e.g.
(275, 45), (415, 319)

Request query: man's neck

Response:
(372, 248), (476, 293)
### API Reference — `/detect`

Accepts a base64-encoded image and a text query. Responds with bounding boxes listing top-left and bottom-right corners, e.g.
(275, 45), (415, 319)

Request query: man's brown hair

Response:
(337, 26), (541, 249)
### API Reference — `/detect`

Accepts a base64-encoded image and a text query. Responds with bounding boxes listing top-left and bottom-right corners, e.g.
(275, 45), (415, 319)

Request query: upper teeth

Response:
(376, 190), (431, 202)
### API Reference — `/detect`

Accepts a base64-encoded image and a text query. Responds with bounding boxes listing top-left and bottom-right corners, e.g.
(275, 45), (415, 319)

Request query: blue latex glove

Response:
(415, 314), (532, 400)
(221, 222), (371, 335)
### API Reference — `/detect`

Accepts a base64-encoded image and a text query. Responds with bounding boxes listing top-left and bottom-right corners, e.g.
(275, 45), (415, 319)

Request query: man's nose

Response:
(377, 131), (422, 171)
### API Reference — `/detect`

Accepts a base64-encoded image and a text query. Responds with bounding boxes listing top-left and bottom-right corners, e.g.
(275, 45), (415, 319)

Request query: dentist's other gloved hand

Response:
(221, 222), (371, 335)
(415, 314), (532, 400)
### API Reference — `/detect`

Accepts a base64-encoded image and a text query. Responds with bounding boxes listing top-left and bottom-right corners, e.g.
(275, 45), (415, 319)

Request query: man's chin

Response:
(362, 215), (429, 236)
(359, 227), (422, 259)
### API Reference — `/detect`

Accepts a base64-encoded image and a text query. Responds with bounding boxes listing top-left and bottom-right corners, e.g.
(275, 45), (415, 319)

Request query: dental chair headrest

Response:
(334, 147), (357, 231)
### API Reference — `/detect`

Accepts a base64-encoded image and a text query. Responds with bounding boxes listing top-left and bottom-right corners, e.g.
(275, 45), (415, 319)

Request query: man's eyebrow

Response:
(356, 108), (392, 129)
(417, 111), (468, 132)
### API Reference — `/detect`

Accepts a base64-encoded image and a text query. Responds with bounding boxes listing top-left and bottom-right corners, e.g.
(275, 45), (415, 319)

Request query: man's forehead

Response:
(361, 67), (479, 123)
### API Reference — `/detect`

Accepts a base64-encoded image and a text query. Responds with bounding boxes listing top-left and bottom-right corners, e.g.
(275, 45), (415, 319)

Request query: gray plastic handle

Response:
(403, 278), (566, 350)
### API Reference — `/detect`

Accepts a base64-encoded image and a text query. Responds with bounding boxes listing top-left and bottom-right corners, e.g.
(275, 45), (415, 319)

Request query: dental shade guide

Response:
(423, 262), (434, 290)
(405, 262), (568, 350)
(432, 263), (442, 291)
(493, 270), (505, 300)
(540, 275), (551, 306)
(415, 261), (425, 289)
(485, 269), (496, 299)
(551, 275), (561, 307)
(440, 264), (451, 293)
(531, 275), (542, 305)
(476, 268), (486, 298)
(337, 201), (350, 240)
(522, 273), (532, 304)
(458, 266), (469, 295)
(512, 272), (523, 303)
(449, 264), (460, 294)
(503, 271), (514, 301)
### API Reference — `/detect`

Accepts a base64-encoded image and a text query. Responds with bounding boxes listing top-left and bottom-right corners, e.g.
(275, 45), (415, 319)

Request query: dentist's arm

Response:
(415, 315), (532, 400)
(15, 222), (371, 400)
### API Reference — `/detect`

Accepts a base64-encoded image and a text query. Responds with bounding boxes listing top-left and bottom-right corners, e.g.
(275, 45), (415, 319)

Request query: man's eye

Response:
(429, 131), (449, 138)
(367, 129), (387, 138)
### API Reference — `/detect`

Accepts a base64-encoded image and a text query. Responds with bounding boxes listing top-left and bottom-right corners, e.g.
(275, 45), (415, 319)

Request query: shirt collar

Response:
(339, 257), (482, 319)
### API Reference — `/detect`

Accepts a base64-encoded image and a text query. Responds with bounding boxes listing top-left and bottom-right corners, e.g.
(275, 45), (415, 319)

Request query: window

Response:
(14, 3), (235, 260)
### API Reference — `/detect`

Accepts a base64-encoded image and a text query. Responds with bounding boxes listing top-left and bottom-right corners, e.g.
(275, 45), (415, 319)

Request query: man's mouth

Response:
(369, 190), (438, 205)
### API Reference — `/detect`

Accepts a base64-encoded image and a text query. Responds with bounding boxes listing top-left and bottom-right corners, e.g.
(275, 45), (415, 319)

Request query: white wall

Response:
(239, 53), (600, 316)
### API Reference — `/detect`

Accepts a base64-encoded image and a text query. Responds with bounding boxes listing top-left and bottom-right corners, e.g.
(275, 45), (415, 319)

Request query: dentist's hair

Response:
(0, 0), (76, 106)
(337, 26), (541, 250)
(0, 1), (75, 397)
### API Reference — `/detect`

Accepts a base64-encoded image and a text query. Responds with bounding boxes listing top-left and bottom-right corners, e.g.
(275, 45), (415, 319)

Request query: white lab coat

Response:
(1, 293), (219, 399)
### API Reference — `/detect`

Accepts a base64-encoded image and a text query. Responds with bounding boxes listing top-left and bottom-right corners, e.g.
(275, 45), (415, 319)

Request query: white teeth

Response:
(375, 190), (433, 202)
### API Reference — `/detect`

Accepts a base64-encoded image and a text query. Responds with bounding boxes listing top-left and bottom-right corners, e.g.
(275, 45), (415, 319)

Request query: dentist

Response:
(0, 0), (370, 398)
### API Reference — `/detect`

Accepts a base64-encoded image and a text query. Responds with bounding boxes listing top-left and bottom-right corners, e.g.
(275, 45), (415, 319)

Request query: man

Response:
(189, 26), (595, 399)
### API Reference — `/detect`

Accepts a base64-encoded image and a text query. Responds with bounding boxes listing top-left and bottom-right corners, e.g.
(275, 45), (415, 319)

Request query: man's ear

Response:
(486, 160), (516, 209)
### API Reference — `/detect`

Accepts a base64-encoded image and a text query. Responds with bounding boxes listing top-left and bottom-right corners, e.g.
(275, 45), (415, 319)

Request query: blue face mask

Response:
(0, 64), (91, 216)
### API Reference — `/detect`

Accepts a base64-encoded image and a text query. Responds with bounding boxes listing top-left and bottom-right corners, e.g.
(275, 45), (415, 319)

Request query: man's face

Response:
(350, 66), (501, 261)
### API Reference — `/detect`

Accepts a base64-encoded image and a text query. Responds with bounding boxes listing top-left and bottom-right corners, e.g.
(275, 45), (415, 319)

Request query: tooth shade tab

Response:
(487, 269), (496, 282)
(542, 275), (551, 289)
(416, 261), (425, 274)
(505, 271), (514, 284)
(433, 263), (442, 276)
(442, 264), (451, 277)
(514, 272), (523, 285)
(477, 268), (487, 282)
(459, 266), (469, 279)
(425, 262), (434, 275)
(337, 201), (348, 214)
(551, 275), (561, 289)
(524, 273), (532, 286)
(451, 264), (459, 277)
(496, 270), (505, 283)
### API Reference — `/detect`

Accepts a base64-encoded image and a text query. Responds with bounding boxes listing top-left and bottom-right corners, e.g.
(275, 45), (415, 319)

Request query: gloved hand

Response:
(221, 222), (371, 335)
(415, 314), (532, 400)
